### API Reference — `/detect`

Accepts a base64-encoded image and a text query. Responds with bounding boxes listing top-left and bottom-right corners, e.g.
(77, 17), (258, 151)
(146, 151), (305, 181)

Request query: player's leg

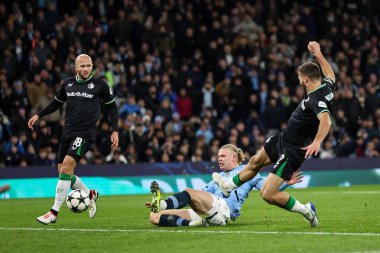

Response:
(52, 155), (76, 211)
(37, 155), (76, 224)
(67, 136), (97, 218)
(149, 182), (215, 215)
(149, 181), (194, 212)
(149, 209), (202, 227)
(262, 157), (318, 227)
(37, 136), (73, 224)
(187, 188), (230, 226)
(213, 147), (272, 196)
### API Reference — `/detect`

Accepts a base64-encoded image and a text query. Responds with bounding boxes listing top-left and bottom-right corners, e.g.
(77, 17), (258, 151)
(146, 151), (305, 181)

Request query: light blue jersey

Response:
(202, 165), (289, 220)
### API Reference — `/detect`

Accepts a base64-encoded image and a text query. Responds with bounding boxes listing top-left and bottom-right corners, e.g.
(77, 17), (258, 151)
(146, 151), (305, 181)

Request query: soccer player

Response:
(212, 41), (336, 227)
(28, 54), (119, 224)
(146, 144), (303, 227)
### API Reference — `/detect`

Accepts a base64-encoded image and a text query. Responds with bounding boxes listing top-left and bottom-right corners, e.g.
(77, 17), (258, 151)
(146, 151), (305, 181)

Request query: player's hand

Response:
(307, 41), (321, 56)
(145, 202), (152, 208)
(28, 115), (39, 130)
(302, 141), (321, 158)
(110, 131), (119, 151)
(286, 169), (303, 185)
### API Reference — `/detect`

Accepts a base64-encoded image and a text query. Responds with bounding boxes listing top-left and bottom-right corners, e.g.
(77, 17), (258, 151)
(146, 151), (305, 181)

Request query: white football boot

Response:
(212, 172), (232, 197)
(89, 189), (99, 218)
(37, 211), (57, 225)
(304, 202), (319, 227)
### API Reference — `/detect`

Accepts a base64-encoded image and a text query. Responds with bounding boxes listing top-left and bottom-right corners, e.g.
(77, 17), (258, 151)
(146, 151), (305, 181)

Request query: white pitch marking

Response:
(0, 227), (379, 237)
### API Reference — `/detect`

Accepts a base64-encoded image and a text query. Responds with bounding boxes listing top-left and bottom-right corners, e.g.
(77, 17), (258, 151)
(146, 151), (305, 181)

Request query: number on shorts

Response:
(273, 154), (285, 168)
(72, 137), (83, 150)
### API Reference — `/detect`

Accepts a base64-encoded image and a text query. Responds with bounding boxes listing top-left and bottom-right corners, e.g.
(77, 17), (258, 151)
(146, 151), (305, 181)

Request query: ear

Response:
(303, 75), (309, 85)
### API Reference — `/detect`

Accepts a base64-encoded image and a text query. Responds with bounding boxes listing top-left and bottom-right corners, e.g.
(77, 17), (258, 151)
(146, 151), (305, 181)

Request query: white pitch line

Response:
(0, 227), (379, 237)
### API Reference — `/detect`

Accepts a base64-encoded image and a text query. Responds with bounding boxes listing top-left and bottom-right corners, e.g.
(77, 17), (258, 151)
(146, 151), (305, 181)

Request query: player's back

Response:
(282, 77), (335, 148)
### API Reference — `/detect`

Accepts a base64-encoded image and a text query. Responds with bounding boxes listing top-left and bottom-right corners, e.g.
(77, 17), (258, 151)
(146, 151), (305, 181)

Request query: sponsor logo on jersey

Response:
(325, 92), (333, 101)
(66, 91), (94, 98)
(88, 82), (94, 89)
(318, 101), (327, 108)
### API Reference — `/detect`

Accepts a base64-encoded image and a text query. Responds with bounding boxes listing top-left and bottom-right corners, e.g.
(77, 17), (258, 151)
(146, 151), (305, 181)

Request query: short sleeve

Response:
(309, 91), (332, 117)
(322, 77), (335, 91)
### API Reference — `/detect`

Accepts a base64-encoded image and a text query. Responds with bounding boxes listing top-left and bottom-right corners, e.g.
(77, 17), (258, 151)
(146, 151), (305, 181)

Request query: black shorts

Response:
(56, 134), (94, 164)
(263, 133), (305, 181)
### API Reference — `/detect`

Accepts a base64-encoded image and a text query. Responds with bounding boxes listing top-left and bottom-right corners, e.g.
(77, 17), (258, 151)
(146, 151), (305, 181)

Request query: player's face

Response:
(75, 56), (93, 80)
(218, 148), (237, 172)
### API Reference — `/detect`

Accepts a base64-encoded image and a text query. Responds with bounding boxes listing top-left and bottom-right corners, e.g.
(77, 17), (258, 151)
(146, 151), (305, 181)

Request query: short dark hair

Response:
(298, 62), (321, 81)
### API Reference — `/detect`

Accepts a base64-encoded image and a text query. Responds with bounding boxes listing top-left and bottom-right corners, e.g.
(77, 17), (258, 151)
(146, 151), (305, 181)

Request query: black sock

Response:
(165, 191), (191, 209)
(159, 215), (190, 227)
(50, 209), (58, 216)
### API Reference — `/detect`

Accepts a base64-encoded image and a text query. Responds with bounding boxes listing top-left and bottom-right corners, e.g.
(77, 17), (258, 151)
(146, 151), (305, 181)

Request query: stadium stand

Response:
(0, 0), (379, 166)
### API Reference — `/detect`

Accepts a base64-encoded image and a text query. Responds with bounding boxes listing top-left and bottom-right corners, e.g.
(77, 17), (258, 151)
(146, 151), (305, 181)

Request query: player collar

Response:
(76, 75), (93, 84)
(307, 83), (326, 95)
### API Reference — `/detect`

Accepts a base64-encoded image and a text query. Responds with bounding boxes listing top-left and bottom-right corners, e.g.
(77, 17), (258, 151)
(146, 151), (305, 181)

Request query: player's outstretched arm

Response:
(28, 99), (64, 130)
(308, 41), (336, 83)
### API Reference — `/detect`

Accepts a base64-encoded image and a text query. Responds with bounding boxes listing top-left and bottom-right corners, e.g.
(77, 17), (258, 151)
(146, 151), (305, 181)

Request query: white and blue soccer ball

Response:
(66, 189), (90, 213)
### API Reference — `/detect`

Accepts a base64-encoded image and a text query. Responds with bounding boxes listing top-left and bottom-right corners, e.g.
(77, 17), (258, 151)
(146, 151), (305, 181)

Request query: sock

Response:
(232, 174), (244, 187)
(283, 196), (309, 216)
(71, 175), (90, 195)
(159, 215), (190, 227)
(160, 200), (167, 210)
(165, 191), (191, 209)
(51, 173), (72, 212)
(221, 175), (241, 192)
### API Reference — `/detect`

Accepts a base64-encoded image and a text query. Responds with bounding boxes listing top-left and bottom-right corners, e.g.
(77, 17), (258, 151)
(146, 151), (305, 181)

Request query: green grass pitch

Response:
(0, 185), (379, 253)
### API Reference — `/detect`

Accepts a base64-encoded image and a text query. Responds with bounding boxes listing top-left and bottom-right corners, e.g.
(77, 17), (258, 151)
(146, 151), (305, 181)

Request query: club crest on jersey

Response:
(88, 82), (95, 89)
(325, 93), (333, 101)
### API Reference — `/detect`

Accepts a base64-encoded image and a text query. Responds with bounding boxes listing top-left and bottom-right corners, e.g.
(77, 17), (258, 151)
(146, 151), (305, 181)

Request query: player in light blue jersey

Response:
(146, 144), (302, 227)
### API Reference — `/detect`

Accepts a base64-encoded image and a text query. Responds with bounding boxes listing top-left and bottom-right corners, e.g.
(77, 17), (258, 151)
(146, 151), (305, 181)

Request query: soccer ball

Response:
(66, 189), (90, 213)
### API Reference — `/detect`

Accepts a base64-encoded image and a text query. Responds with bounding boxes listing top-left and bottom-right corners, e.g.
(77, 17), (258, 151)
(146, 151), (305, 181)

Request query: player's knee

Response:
(149, 212), (160, 225)
(60, 161), (74, 174)
(184, 188), (194, 196)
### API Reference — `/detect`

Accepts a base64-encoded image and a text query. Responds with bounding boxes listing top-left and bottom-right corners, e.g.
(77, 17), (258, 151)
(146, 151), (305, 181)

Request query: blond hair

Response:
(220, 144), (245, 164)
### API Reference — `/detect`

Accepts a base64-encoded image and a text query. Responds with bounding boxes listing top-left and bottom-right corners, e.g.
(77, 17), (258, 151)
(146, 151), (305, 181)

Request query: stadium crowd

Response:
(1, 0), (380, 167)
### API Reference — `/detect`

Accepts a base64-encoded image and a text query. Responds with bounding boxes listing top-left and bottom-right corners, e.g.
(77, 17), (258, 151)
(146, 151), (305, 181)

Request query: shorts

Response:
(263, 133), (305, 181)
(57, 134), (94, 164)
(203, 194), (230, 226)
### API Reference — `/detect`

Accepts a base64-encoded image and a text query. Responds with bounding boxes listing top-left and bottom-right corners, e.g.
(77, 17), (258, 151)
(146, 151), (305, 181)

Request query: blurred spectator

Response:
(1, 0), (380, 166)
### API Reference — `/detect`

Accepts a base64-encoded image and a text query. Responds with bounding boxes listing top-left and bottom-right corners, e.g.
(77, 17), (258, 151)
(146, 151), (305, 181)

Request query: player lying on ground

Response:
(145, 144), (303, 226)
(28, 54), (119, 224)
(212, 41), (336, 228)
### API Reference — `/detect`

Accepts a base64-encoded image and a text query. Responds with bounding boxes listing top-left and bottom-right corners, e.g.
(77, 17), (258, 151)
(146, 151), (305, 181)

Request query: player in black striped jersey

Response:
(213, 41), (336, 227)
(28, 54), (119, 224)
